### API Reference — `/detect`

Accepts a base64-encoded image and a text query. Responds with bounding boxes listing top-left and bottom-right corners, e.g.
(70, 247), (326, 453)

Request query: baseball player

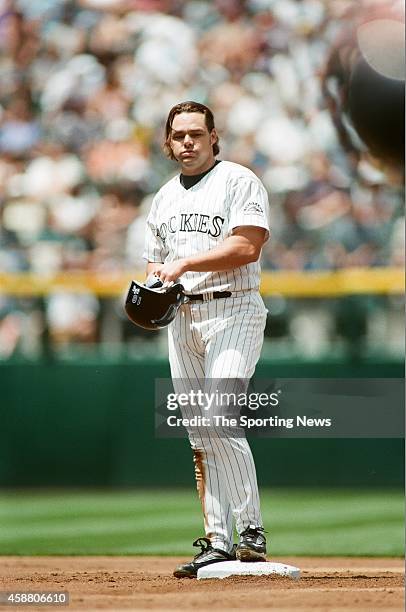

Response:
(143, 101), (270, 578)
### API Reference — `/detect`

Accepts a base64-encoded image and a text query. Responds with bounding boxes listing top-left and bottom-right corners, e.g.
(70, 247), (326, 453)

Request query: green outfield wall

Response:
(1, 358), (403, 487)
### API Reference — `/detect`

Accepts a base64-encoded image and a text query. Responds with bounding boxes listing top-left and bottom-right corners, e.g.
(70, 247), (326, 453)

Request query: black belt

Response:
(186, 291), (232, 301)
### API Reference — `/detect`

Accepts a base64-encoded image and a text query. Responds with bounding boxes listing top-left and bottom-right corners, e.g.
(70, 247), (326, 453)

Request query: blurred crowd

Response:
(0, 0), (404, 359)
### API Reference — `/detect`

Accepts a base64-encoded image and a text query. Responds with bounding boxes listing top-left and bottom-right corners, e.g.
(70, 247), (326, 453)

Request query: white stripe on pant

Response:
(168, 292), (267, 553)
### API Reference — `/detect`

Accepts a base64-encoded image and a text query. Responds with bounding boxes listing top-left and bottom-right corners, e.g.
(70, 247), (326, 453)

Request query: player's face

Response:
(169, 112), (217, 175)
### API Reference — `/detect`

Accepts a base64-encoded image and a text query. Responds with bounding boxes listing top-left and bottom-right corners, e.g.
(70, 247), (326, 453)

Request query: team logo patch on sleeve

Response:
(243, 202), (264, 214)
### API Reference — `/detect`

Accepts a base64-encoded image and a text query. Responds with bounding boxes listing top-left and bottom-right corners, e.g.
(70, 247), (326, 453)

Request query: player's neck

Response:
(180, 160), (220, 190)
(180, 157), (217, 176)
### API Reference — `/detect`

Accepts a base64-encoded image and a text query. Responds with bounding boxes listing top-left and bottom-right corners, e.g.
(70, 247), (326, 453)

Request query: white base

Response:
(197, 561), (300, 580)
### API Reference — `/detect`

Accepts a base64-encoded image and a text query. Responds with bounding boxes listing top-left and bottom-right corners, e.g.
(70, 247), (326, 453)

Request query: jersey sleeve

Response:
(228, 176), (270, 239)
(142, 195), (166, 263)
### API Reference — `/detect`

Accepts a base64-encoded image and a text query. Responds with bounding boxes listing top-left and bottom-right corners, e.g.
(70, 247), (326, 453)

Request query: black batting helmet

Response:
(125, 280), (188, 330)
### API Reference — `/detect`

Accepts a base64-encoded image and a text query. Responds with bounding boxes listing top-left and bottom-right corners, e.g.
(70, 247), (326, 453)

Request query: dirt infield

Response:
(1, 556), (404, 611)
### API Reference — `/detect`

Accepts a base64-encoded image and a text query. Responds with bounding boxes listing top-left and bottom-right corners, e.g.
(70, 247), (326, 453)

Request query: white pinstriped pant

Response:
(168, 292), (267, 553)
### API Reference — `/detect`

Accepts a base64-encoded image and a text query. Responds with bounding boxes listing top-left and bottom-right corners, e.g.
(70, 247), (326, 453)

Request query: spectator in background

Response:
(0, 91), (40, 156)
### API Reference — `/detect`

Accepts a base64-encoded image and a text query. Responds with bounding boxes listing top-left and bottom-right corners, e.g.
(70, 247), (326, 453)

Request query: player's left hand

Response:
(156, 259), (188, 286)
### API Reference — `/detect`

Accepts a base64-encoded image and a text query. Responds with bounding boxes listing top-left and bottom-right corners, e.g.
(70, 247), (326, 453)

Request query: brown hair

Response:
(163, 101), (220, 160)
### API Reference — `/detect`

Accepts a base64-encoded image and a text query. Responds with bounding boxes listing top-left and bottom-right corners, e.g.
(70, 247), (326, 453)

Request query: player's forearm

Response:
(183, 236), (260, 273)
(152, 229), (267, 284)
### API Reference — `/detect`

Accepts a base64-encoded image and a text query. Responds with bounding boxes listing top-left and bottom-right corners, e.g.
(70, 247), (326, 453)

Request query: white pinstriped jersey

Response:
(143, 161), (270, 294)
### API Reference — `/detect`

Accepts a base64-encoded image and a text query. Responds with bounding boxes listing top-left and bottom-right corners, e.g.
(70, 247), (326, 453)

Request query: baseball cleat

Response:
(173, 538), (236, 578)
(236, 526), (267, 562)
